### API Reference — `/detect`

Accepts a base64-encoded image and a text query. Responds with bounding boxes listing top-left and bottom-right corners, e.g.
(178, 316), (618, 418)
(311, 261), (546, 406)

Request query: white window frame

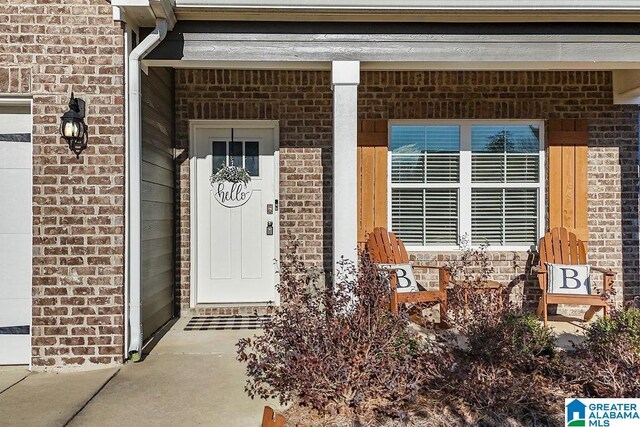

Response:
(387, 119), (546, 252)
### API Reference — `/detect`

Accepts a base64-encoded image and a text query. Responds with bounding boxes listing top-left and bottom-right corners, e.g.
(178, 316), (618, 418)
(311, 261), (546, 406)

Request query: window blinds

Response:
(390, 125), (460, 245)
(392, 188), (458, 246)
(470, 125), (540, 246)
(389, 123), (542, 248)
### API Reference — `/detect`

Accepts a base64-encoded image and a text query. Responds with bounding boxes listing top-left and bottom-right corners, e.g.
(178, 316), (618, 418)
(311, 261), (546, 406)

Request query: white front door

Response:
(194, 123), (278, 303)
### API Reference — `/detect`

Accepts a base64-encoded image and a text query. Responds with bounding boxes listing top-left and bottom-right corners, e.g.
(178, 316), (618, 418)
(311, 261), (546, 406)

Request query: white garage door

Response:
(0, 101), (32, 365)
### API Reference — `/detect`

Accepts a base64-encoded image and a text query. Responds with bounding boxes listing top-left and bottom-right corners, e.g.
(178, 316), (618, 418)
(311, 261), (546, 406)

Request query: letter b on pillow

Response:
(546, 263), (591, 295)
(377, 264), (419, 293)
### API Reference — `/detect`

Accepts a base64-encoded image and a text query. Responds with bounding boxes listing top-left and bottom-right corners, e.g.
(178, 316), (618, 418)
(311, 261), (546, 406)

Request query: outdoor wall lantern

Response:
(60, 92), (88, 158)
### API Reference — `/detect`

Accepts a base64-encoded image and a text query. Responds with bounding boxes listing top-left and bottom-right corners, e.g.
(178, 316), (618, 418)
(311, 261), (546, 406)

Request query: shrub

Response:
(429, 362), (565, 426)
(443, 237), (501, 331)
(236, 240), (428, 416)
(464, 311), (557, 365)
(412, 238), (566, 424)
(583, 307), (640, 354)
(444, 236), (556, 367)
(568, 308), (640, 397)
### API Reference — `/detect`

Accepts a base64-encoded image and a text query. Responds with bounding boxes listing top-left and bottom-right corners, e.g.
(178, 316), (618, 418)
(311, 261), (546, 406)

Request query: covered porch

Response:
(119, 11), (640, 357)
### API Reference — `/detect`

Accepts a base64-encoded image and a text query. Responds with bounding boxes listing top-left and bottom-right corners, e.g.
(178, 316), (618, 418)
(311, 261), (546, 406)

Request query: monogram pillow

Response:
(546, 263), (591, 295)
(377, 264), (419, 293)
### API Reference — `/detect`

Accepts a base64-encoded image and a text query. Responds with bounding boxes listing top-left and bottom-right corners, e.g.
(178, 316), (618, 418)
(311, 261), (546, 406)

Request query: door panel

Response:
(241, 190), (263, 279)
(209, 198), (232, 279)
(196, 126), (277, 303)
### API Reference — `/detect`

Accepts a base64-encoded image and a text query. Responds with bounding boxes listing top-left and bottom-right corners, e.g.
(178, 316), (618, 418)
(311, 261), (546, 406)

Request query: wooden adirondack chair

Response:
(261, 406), (307, 427)
(261, 407), (285, 427)
(536, 227), (616, 326)
(365, 227), (450, 323)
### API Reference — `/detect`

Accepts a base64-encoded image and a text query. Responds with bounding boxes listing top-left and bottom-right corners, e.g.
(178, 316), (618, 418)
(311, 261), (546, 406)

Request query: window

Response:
(212, 140), (260, 176)
(389, 121), (544, 249)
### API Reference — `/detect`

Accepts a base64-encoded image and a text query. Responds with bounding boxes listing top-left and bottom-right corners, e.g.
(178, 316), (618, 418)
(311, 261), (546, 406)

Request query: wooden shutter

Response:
(548, 119), (589, 243)
(357, 120), (388, 245)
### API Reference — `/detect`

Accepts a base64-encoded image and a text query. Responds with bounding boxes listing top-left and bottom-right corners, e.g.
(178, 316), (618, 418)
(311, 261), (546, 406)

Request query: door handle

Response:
(266, 221), (273, 235)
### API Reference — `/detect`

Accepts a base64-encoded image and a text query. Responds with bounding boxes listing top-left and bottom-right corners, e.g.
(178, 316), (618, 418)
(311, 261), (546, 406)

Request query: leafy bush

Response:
(443, 237), (501, 331)
(464, 311), (556, 365)
(567, 308), (640, 397)
(444, 237), (556, 366)
(444, 235), (494, 289)
(236, 240), (428, 416)
(427, 361), (565, 426)
(584, 307), (640, 353)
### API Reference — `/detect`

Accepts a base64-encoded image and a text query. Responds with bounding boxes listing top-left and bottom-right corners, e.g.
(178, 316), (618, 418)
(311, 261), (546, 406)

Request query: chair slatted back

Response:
(539, 227), (587, 266)
(366, 227), (410, 264)
(261, 406), (285, 427)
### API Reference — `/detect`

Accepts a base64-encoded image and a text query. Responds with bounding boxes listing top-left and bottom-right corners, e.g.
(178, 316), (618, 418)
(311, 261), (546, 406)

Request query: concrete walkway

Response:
(0, 316), (590, 427)
(0, 317), (279, 427)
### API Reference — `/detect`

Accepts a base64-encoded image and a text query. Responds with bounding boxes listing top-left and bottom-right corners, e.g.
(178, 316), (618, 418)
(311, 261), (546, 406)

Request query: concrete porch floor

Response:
(0, 317), (281, 427)
(0, 316), (590, 427)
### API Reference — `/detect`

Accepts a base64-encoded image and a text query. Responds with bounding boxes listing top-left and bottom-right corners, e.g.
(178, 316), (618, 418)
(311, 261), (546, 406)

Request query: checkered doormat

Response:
(184, 315), (272, 331)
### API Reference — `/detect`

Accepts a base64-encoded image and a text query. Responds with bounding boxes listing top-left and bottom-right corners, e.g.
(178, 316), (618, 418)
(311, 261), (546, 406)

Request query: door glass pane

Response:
(230, 141), (243, 168)
(244, 141), (259, 176)
(212, 141), (227, 173)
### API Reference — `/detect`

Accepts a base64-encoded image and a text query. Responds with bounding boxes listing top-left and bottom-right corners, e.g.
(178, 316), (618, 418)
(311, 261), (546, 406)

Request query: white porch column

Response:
(331, 61), (360, 280)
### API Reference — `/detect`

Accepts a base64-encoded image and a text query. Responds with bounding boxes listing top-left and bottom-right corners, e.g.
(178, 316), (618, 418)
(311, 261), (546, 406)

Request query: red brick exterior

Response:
(176, 70), (638, 312)
(359, 71), (639, 309)
(0, 0), (126, 369)
(175, 70), (334, 313)
(2, 5), (638, 369)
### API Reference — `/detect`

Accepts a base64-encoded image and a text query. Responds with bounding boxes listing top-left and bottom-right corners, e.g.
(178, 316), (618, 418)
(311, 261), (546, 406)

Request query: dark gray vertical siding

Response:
(141, 67), (175, 341)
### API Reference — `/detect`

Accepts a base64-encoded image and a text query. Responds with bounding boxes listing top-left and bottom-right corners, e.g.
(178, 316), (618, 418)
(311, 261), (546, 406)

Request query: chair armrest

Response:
(532, 266), (546, 275)
(592, 266), (616, 276)
(535, 268), (547, 292)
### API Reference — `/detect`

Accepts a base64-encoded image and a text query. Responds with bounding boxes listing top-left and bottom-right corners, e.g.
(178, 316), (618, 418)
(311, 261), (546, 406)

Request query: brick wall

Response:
(0, 0), (126, 369)
(175, 70), (333, 313)
(358, 71), (638, 308)
(176, 69), (638, 312)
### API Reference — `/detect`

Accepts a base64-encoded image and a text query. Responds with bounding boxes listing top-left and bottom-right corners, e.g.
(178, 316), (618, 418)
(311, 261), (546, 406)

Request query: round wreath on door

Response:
(210, 163), (253, 208)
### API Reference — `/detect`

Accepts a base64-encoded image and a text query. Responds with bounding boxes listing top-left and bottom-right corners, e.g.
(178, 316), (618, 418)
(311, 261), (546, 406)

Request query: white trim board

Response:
(146, 59), (640, 72)
(174, 0), (640, 10)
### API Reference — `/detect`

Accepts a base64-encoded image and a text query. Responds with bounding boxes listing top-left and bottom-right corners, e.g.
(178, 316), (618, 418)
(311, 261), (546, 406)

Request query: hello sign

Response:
(213, 181), (253, 208)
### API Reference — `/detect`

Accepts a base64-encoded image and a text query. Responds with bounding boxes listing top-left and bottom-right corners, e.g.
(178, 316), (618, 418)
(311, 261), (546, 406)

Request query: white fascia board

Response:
(113, 0), (175, 30)
(112, 0), (150, 6)
(175, 0), (640, 10)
